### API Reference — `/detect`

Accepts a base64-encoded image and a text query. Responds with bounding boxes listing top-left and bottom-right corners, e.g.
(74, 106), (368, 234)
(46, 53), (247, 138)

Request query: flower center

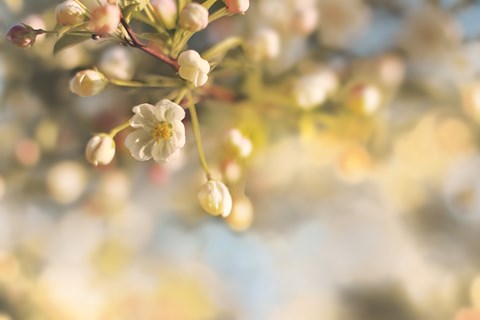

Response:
(151, 122), (173, 141)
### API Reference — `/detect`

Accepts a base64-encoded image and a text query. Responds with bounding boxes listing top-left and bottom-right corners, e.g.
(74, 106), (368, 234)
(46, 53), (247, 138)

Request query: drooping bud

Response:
(55, 0), (86, 26)
(85, 134), (116, 166)
(197, 180), (233, 217)
(150, 0), (177, 30)
(89, 4), (121, 35)
(178, 50), (210, 87)
(69, 69), (108, 97)
(179, 3), (209, 32)
(224, 0), (250, 14)
(5, 24), (39, 48)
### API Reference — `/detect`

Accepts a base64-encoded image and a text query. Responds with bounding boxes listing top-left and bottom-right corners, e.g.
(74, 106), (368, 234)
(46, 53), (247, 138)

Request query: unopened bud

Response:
(178, 50), (210, 87)
(89, 4), (121, 35)
(151, 0), (177, 30)
(197, 180), (233, 217)
(179, 3), (209, 32)
(224, 0), (250, 14)
(5, 24), (39, 48)
(247, 28), (280, 62)
(56, 0), (85, 26)
(69, 69), (107, 97)
(85, 134), (116, 166)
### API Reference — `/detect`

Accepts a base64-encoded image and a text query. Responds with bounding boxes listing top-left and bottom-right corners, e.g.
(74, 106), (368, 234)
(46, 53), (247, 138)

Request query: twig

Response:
(120, 17), (179, 71)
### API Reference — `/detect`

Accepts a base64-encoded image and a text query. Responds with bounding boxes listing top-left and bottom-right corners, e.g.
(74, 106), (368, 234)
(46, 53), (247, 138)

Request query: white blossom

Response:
(178, 50), (210, 87)
(125, 100), (186, 163)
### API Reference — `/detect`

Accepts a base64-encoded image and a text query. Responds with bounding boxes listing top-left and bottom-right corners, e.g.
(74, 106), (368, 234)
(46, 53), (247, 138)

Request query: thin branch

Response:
(120, 17), (179, 71)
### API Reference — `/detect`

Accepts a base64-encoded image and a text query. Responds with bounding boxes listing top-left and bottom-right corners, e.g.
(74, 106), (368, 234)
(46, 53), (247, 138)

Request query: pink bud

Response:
(150, 0), (177, 30)
(5, 24), (38, 48)
(89, 4), (121, 35)
(225, 0), (250, 14)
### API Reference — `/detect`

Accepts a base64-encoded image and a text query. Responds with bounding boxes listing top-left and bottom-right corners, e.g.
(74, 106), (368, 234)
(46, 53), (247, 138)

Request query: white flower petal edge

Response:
(125, 99), (186, 163)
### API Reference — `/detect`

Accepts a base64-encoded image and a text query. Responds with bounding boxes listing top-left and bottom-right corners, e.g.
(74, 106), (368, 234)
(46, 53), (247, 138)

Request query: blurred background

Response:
(2, 0), (480, 319)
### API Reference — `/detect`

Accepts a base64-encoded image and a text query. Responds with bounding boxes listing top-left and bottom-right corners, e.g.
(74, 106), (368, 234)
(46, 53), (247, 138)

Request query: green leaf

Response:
(53, 34), (91, 54)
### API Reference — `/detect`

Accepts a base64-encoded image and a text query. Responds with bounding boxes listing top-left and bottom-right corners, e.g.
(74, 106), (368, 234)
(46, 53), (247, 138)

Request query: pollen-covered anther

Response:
(152, 122), (173, 141)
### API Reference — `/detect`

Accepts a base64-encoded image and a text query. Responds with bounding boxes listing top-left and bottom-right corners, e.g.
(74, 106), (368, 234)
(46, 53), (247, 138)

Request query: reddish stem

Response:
(120, 17), (179, 71)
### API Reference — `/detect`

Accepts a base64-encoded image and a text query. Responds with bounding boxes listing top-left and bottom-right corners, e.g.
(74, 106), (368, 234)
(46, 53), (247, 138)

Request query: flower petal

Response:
(151, 140), (179, 163)
(125, 129), (154, 161)
(130, 103), (157, 130)
(171, 120), (186, 148)
(164, 102), (186, 122)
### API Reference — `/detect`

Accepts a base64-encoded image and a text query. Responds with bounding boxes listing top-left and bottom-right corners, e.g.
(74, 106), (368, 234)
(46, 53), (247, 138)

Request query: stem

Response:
(175, 87), (188, 104)
(202, 0), (217, 9)
(208, 7), (229, 24)
(110, 79), (180, 88)
(186, 90), (212, 179)
(120, 17), (179, 70)
(109, 121), (131, 137)
(202, 36), (243, 62)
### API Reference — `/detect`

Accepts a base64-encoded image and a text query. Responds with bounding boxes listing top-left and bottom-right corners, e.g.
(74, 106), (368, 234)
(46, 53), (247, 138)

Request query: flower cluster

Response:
(5, 0), (251, 222)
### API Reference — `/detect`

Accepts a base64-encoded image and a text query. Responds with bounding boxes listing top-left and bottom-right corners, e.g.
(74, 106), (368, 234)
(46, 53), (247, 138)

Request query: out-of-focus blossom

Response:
(454, 308), (480, 320)
(246, 27), (280, 62)
(291, 3), (319, 35)
(179, 3), (209, 32)
(380, 114), (474, 211)
(56, 0), (86, 26)
(125, 100), (186, 163)
(344, 82), (382, 115)
(46, 161), (87, 204)
(69, 69), (108, 97)
(462, 82), (480, 124)
(14, 138), (40, 167)
(85, 134), (116, 166)
(88, 4), (121, 35)
(151, 0), (177, 29)
(292, 66), (338, 110)
(221, 159), (242, 184)
(318, 0), (371, 48)
(178, 50), (210, 87)
(90, 170), (131, 213)
(5, 24), (39, 48)
(335, 144), (373, 184)
(225, 0), (250, 14)
(225, 195), (254, 231)
(35, 119), (59, 152)
(471, 275), (480, 309)
(444, 155), (480, 219)
(401, 6), (462, 62)
(225, 129), (252, 158)
(197, 180), (233, 217)
(98, 47), (135, 81)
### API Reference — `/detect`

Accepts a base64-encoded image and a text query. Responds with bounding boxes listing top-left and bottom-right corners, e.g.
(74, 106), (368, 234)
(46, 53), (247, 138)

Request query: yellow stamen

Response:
(151, 122), (173, 141)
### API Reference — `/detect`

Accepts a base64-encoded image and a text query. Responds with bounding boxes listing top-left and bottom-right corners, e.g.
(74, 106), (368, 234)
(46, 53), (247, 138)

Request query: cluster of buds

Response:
(4, 0), (252, 228)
